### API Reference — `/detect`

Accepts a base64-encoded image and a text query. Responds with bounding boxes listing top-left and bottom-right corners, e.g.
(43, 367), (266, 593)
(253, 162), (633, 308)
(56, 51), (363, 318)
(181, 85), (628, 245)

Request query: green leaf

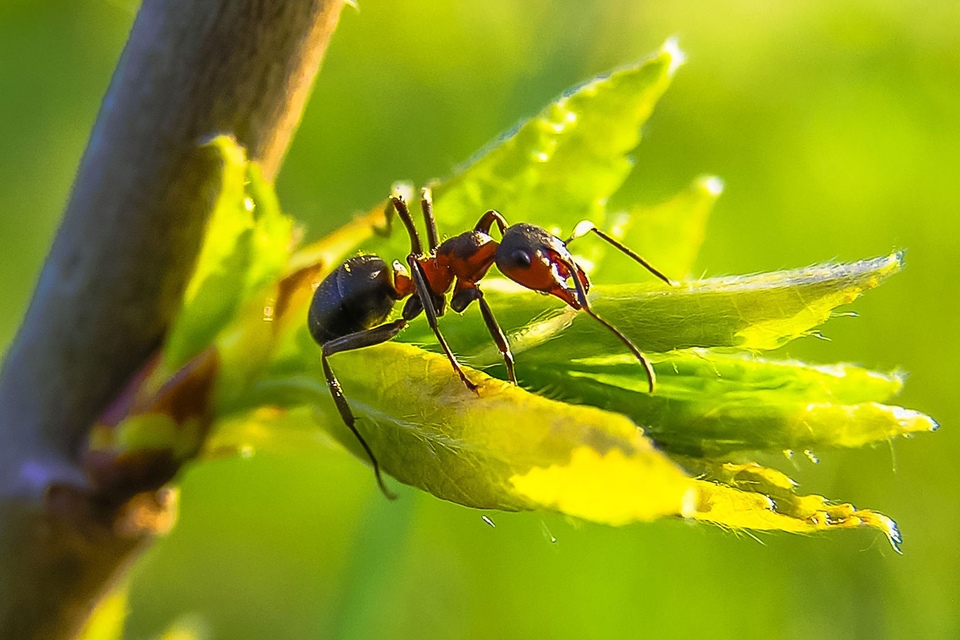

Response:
(397, 252), (904, 365)
(162, 135), (295, 374)
(243, 162), (296, 295)
(688, 461), (902, 548)
(76, 582), (128, 640)
(519, 252), (905, 355)
(131, 45), (935, 549)
(521, 349), (937, 456)
(238, 339), (697, 521)
(161, 135), (249, 371)
(605, 174), (724, 281)
(228, 336), (907, 548)
(367, 41), (684, 261)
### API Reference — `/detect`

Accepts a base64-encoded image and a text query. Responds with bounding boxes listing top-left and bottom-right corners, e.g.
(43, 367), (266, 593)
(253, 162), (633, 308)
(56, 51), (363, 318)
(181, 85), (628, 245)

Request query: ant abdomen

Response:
(308, 255), (399, 344)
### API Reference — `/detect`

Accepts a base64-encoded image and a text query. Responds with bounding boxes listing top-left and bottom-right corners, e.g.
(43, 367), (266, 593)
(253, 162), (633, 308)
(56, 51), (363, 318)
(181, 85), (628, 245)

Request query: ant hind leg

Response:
(321, 319), (408, 499)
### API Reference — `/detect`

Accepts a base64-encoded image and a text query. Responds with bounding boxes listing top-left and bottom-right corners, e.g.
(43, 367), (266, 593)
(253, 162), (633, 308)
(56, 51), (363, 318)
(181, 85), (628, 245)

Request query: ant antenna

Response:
(566, 221), (677, 286)
(565, 256), (657, 393)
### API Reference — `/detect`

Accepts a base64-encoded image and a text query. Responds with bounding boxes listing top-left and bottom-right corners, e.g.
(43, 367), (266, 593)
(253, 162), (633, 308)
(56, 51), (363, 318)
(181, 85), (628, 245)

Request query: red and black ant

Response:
(308, 188), (674, 498)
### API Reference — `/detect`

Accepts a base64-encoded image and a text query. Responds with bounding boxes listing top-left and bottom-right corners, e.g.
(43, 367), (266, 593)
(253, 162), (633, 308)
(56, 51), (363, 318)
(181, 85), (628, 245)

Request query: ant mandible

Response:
(307, 188), (674, 498)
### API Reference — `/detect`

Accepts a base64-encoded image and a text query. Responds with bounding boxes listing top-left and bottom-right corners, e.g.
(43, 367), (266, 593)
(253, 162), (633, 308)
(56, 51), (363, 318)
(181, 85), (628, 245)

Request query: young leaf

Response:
(100, 43), (936, 551)
(687, 461), (902, 550)
(521, 350), (937, 456)
(162, 135), (295, 374)
(397, 252), (904, 362)
(237, 340), (696, 519)
(364, 40), (684, 262)
(603, 175), (724, 281)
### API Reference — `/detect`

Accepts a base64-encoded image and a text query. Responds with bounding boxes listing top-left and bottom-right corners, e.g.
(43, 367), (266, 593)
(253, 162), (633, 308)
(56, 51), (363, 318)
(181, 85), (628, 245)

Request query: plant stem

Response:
(0, 1), (345, 637)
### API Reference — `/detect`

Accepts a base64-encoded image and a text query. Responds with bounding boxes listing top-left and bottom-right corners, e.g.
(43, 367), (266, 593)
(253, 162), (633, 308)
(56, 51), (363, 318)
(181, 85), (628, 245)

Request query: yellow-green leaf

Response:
(163, 135), (295, 373)
(364, 41), (684, 262)
(236, 340), (695, 517)
(520, 349), (937, 456)
(604, 174), (724, 281)
(398, 253), (904, 365)
(686, 461), (902, 551)
(139, 45), (935, 550)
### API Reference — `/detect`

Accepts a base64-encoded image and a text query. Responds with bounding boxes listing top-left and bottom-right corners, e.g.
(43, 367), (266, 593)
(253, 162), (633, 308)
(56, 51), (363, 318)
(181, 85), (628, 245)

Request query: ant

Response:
(307, 188), (674, 498)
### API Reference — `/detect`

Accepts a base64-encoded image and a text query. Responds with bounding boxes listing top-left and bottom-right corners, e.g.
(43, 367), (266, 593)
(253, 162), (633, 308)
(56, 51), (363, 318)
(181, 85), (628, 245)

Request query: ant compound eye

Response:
(512, 249), (532, 268)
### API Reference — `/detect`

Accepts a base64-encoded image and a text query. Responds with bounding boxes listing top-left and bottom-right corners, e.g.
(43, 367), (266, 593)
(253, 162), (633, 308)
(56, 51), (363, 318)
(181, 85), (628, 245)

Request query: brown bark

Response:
(0, 1), (345, 638)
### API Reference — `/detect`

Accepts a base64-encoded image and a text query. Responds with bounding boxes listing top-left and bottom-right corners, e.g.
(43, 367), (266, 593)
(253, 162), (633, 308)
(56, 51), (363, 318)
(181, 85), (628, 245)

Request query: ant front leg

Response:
(321, 319), (407, 500)
(565, 221), (677, 286)
(451, 286), (517, 385)
(406, 256), (479, 393)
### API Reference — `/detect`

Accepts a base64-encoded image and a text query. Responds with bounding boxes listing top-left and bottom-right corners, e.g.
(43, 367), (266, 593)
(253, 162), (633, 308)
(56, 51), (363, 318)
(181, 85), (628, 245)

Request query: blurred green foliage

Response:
(2, 1), (958, 638)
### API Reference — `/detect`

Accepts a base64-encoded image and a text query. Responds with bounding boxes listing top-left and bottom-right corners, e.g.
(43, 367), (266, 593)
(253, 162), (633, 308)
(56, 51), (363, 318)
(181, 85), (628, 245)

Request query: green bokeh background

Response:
(2, 1), (957, 638)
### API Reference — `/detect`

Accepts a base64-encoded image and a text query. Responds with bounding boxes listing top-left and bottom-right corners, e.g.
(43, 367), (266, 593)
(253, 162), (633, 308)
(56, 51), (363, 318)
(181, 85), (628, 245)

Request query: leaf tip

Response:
(892, 248), (906, 269)
(888, 520), (904, 553)
(661, 37), (686, 75)
(893, 406), (940, 434)
(198, 132), (247, 165)
(863, 510), (903, 553)
(695, 174), (725, 198)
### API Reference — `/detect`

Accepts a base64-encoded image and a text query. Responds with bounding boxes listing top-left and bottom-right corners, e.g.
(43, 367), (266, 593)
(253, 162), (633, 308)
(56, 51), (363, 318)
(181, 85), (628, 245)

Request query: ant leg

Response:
(474, 210), (508, 236)
(478, 296), (517, 384)
(565, 257), (657, 394)
(406, 256), (479, 392)
(565, 221), (677, 286)
(322, 319), (408, 499)
(451, 286), (517, 385)
(390, 195), (424, 256)
(420, 187), (440, 252)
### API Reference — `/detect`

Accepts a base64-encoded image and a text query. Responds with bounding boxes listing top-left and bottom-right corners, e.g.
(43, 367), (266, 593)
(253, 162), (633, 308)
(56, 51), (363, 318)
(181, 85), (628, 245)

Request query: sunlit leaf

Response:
(365, 41), (684, 262)
(162, 135), (296, 374)
(521, 349), (937, 456)
(686, 461), (902, 550)
(521, 252), (905, 355)
(76, 582), (128, 640)
(112, 44), (936, 549)
(219, 335), (909, 546)
(234, 339), (696, 519)
(156, 615), (211, 640)
(398, 253), (904, 366)
(161, 136), (249, 371)
(604, 174), (724, 281)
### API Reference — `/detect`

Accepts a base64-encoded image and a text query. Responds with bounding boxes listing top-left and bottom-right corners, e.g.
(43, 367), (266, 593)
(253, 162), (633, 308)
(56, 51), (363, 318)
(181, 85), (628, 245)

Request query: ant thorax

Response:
(430, 230), (498, 293)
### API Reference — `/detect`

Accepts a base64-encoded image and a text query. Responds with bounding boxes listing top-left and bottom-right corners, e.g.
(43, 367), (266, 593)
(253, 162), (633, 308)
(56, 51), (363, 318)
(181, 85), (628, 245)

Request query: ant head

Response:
(495, 223), (586, 309)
